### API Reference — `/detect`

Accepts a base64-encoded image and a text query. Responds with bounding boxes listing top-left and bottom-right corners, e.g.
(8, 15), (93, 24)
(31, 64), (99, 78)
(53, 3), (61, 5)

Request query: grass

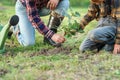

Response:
(0, 1), (120, 80)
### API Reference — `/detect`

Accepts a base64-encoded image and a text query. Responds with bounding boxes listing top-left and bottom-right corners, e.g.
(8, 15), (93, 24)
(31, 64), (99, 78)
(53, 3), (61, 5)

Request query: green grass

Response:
(0, 1), (120, 80)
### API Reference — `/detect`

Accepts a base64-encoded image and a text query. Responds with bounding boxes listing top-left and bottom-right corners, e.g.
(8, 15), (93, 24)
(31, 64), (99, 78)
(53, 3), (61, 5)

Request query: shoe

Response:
(43, 37), (61, 47)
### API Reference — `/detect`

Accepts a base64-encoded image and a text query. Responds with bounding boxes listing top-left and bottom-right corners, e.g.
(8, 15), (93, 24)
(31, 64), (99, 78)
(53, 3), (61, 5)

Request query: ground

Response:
(1, 2), (120, 80)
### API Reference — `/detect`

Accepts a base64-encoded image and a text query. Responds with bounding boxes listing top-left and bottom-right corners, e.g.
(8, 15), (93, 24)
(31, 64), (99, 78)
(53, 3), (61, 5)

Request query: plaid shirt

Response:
(80, 0), (120, 44)
(19, 0), (54, 39)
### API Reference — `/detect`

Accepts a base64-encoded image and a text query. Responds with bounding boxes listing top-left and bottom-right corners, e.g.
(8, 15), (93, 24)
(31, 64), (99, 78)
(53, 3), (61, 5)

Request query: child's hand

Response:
(47, 0), (59, 10)
(51, 33), (65, 43)
(113, 44), (120, 54)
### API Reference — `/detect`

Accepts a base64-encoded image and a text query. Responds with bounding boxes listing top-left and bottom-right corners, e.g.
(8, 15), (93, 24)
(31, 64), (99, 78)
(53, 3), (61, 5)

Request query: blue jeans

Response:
(79, 17), (117, 52)
(15, 0), (69, 46)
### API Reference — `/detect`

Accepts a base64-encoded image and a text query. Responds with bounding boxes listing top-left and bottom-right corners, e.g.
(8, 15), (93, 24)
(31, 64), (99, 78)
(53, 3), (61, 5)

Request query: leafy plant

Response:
(62, 7), (84, 37)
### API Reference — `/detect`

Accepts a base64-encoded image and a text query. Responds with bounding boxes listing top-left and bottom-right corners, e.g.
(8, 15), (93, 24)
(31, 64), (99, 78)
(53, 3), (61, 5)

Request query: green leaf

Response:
(74, 11), (81, 17)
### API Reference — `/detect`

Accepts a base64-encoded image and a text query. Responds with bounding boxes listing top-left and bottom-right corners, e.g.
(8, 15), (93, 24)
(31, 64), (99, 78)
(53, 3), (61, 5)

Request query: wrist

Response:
(45, 30), (55, 39)
(114, 43), (120, 46)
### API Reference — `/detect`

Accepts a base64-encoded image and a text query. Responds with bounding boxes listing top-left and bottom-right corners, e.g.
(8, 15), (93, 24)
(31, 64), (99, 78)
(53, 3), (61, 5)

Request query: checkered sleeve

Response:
(113, 0), (120, 44)
(79, 3), (98, 30)
(116, 24), (120, 44)
(25, 0), (54, 39)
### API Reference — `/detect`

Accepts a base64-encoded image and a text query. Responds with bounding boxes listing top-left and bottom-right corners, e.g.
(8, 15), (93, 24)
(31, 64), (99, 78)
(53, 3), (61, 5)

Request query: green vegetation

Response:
(70, 0), (89, 7)
(0, 1), (120, 80)
(1, 0), (90, 7)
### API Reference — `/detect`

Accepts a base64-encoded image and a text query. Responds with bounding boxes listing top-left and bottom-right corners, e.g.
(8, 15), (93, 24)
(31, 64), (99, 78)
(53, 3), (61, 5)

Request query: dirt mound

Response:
(30, 46), (73, 57)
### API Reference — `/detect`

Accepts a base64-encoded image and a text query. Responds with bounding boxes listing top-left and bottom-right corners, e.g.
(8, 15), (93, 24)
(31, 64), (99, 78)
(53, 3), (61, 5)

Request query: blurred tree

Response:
(0, 0), (89, 7)
(70, 0), (89, 7)
(0, 0), (15, 6)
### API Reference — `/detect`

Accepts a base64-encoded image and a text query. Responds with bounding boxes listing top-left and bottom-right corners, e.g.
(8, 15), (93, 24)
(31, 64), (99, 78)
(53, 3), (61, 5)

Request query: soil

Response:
(0, 69), (8, 76)
(3, 45), (74, 58)
(29, 46), (73, 57)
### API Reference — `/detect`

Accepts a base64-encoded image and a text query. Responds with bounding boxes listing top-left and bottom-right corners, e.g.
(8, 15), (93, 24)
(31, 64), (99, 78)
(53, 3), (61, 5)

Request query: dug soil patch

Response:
(29, 46), (73, 57)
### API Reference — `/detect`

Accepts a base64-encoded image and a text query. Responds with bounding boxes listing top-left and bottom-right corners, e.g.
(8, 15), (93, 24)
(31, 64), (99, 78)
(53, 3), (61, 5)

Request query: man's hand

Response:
(51, 33), (65, 43)
(113, 44), (120, 54)
(47, 0), (59, 10)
